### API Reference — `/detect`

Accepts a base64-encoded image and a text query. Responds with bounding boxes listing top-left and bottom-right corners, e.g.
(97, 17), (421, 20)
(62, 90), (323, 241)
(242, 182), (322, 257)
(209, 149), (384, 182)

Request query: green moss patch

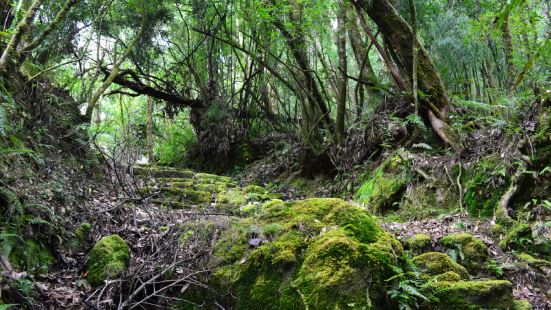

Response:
(87, 235), (130, 286)
(9, 239), (54, 274)
(440, 233), (488, 273)
(205, 198), (402, 309)
(421, 280), (514, 309)
(356, 151), (411, 214)
(406, 233), (432, 255)
(412, 252), (469, 279)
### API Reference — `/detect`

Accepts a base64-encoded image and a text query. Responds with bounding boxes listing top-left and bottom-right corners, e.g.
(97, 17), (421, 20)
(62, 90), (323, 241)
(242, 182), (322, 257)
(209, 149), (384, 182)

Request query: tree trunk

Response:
(352, 0), (459, 148)
(146, 92), (154, 163)
(501, 12), (515, 92)
(336, 1), (348, 143)
(348, 8), (379, 117)
(0, 0), (43, 72)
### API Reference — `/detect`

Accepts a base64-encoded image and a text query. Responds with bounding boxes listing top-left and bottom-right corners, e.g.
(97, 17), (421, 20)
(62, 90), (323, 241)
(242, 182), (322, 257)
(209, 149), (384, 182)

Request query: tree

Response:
(352, 0), (459, 148)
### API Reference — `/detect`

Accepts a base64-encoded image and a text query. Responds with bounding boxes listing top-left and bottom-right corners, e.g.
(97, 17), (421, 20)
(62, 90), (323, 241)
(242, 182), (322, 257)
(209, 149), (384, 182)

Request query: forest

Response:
(0, 0), (550, 309)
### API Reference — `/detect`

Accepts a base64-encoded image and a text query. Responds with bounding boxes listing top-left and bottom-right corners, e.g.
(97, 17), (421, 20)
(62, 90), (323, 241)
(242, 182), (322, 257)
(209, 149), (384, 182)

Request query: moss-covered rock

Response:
(421, 279), (514, 309)
(163, 187), (212, 204)
(515, 253), (551, 268)
(134, 166), (194, 178)
(462, 156), (507, 217)
(406, 233), (432, 255)
(412, 252), (469, 279)
(243, 184), (266, 194)
(87, 235), (130, 286)
(217, 189), (246, 206)
(206, 198), (402, 309)
(440, 233), (488, 273)
(356, 151), (411, 214)
(432, 271), (462, 282)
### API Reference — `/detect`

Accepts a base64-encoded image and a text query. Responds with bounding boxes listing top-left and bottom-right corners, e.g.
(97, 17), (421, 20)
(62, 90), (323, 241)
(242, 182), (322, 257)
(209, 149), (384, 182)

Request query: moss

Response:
(432, 271), (462, 282)
(87, 235), (130, 286)
(421, 280), (514, 309)
(440, 233), (488, 273)
(208, 198), (400, 309)
(71, 222), (91, 252)
(164, 187), (212, 204)
(217, 189), (246, 206)
(152, 199), (188, 209)
(406, 233), (432, 254)
(169, 181), (195, 188)
(134, 166), (194, 178)
(515, 253), (551, 268)
(412, 252), (469, 279)
(195, 173), (231, 184)
(356, 151), (411, 214)
(512, 299), (533, 310)
(243, 184), (266, 194)
(195, 183), (216, 193)
(9, 239), (54, 274)
(499, 223), (532, 251)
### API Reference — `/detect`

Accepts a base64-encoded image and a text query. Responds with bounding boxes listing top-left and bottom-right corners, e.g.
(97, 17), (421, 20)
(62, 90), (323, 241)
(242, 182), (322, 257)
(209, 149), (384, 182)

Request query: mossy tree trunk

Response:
(352, 0), (459, 149)
(0, 0), (43, 73)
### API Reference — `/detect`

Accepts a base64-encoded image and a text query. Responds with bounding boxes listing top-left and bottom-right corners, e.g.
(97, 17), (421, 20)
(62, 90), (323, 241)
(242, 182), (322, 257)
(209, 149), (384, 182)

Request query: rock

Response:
(406, 233), (432, 254)
(421, 280), (514, 309)
(412, 252), (469, 279)
(87, 235), (130, 286)
(204, 198), (402, 309)
(440, 233), (488, 273)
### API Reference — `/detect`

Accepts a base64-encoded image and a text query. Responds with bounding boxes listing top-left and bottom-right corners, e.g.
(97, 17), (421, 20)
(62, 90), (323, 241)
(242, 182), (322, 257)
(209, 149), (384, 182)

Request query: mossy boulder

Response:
(243, 184), (266, 194)
(206, 198), (403, 309)
(421, 280), (514, 309)
(406, 233), (432, 255)
(412, 252), (469, 279)
(440, 233), (488, 273)
(515, 253), (551, 268)
(432, 271), (462, 282)
(87, 235), (130, 286)
(163, 187), (212, 204)
(356, 150), (411, 214)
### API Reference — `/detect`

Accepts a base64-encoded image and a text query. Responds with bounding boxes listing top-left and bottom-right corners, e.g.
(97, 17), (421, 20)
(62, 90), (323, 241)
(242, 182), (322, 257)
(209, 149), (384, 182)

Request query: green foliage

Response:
(387, 263), (433, 310)
(154, 115), (197, 167)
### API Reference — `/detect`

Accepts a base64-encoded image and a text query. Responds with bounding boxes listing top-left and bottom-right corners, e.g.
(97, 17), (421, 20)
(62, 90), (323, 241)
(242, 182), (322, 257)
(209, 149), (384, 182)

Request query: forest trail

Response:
(26, 165), (544, 309)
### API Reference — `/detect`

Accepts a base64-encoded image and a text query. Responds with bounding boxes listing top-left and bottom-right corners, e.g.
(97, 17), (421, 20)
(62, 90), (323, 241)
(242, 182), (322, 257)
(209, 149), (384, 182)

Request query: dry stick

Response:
(0, 0), (44, 72)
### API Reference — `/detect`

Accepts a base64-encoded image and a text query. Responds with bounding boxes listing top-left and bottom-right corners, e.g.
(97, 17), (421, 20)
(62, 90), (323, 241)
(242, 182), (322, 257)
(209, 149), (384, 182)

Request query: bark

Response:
(352, 0), (459, 148)
(354, 6), (407, 91)
(348, 8), (379, 117)
(270, 0), (332, 131)
(146, 86), (154, 163)
(501, 12), (515, 91)
(336, 1), (348, 143)
(85, 21), (146, 121)
(0, 0), (44, 72)
(0, 1), (14, 30)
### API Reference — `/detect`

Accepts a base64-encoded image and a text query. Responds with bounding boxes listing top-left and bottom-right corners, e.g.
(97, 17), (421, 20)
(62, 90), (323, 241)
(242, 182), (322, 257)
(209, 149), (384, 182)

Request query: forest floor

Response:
(5, 160), (547, 309)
